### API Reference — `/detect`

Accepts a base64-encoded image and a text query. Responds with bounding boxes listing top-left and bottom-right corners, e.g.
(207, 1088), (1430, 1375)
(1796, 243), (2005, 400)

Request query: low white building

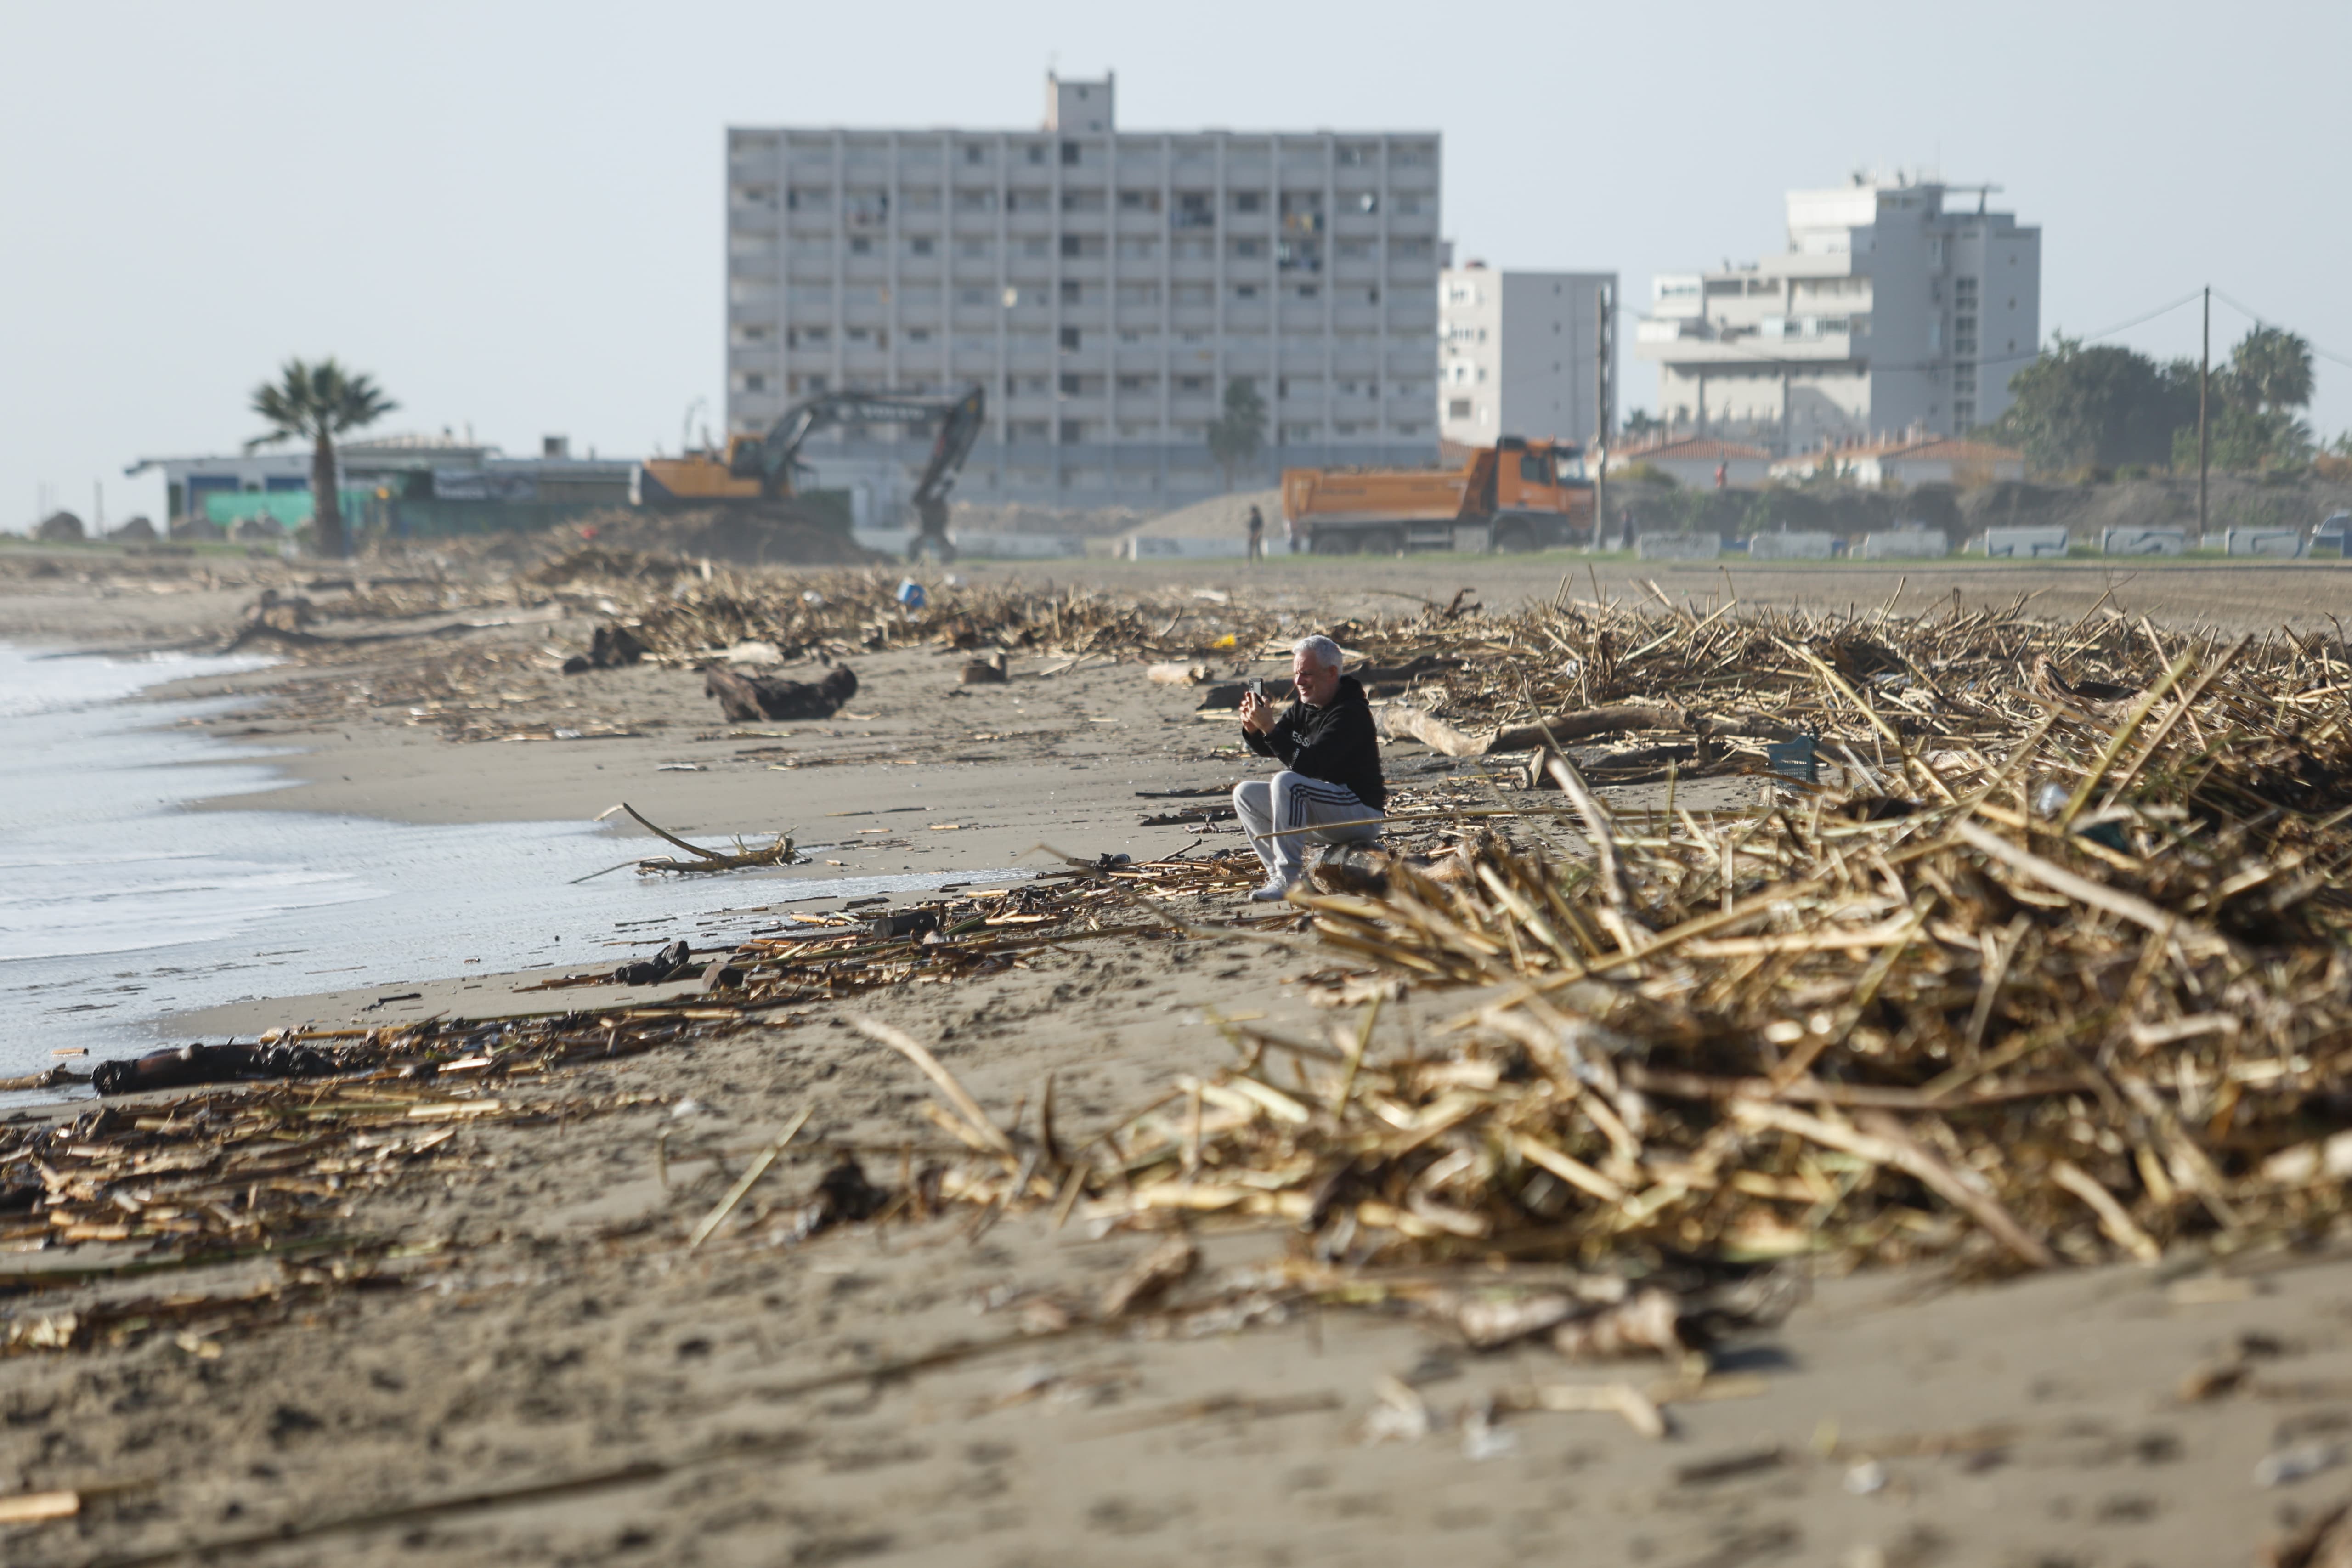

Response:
(1770, 434), (2024, 487)
(1437, 264), (1617, 448)
(1607, 434), (1773, 489)
(1636, 175), (2040, 451)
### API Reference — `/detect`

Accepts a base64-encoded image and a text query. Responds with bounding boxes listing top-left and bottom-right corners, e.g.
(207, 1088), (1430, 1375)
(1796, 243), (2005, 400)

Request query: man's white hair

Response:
(1291, 634), (1344, 670)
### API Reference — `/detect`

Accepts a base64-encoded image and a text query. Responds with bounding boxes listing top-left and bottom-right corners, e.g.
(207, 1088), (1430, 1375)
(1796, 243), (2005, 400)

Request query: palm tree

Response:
(1206, 379), (1267, 492)
(245, 358), (397, 558)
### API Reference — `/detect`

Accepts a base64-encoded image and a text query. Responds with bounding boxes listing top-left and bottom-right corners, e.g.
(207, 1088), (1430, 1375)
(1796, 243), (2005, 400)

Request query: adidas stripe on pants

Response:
(1232, 770), (1380, 884)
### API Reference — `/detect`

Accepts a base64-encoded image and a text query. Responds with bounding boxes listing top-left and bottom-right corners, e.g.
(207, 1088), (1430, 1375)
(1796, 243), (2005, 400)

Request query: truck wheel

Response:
(1492, 521), (1536, 554)
(1363, 528), (1404, 557)
(1309, 531), (1353, 555)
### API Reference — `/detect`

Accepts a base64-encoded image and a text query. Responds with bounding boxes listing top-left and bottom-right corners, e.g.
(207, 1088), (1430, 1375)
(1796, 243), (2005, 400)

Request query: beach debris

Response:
(615, 802), (799, 877)
(686, 1106), (814, 1249)
(2260, 1443), (2349, 1489)
(1098, 1236), (1199, 1318)
(703, 663), (856, 723)
(1148, 662), (1210, 685)
(2264, 1500), (2352, 1568)
(960, 651), (1008, 684)
(91, 1040), (338, 1098)
(0, 1491), (81, 1524)
(560, 622), (648, 674)
(611, 940), (695, 985)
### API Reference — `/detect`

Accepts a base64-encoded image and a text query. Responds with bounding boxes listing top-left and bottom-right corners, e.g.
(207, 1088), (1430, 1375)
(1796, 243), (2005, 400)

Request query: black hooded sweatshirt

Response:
(1242, 674), (1387, 810)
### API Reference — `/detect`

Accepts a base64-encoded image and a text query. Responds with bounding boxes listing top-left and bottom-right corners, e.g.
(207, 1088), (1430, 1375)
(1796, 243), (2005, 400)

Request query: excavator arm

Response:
(729, 387), (986, 512)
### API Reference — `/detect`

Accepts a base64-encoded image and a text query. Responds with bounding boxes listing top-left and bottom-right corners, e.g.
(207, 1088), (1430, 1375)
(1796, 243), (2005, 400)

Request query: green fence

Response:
(204, 489), (377, 529)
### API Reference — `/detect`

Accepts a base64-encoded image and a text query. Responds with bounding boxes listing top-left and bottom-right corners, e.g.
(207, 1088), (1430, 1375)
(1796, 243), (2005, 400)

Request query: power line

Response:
(2211, 288), (2352, 372)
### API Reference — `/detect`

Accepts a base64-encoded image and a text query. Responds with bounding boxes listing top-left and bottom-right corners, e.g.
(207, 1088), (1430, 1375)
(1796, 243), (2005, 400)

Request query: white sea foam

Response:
(0, 643), (1024, 1079)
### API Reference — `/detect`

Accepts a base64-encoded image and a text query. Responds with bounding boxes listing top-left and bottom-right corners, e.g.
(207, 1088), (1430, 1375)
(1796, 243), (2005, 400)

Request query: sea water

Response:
(0, 644), (1025, 1081)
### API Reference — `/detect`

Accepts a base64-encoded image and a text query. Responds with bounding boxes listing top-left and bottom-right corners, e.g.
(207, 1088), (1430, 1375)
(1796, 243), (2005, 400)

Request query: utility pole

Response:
(2198, 285), (2210, 543)
(1594, 282), (1613, 550)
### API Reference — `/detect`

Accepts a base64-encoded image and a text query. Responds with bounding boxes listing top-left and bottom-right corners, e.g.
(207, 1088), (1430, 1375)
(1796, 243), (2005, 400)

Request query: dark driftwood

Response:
(703, 664), (857, 722)
(562, 623), (649, 674)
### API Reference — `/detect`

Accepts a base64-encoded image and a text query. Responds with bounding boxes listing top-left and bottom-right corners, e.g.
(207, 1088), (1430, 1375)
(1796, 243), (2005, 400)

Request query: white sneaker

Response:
(1249, 878), (1295, 902)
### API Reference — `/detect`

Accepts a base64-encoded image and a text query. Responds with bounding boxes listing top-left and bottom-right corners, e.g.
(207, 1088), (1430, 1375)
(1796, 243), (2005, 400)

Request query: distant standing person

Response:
(1245, 504), (1265, 562)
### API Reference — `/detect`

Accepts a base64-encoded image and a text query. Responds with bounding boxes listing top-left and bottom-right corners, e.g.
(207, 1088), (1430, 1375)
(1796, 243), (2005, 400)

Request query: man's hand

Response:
(1238, 690), (1277, 735)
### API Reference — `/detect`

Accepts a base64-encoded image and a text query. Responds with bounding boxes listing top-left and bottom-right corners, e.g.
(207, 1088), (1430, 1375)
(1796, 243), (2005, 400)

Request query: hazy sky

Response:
(5, 0), (2347, 530)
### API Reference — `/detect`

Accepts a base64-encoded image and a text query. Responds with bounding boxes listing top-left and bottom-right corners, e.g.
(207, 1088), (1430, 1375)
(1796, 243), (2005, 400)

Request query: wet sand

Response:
(3, 545), (2351, 1566)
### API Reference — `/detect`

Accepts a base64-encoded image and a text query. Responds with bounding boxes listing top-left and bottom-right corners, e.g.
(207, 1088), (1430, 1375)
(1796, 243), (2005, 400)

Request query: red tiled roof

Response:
(1794, 435), (2024, 463)
(1612, 436), (1774, 462)
(1892, 438), (2024, 463)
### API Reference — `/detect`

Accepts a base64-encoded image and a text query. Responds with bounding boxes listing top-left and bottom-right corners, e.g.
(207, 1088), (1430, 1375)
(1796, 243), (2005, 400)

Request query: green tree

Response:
(1205, 378), (1266, 491)
(2228, 326), (2315, 413)
(2168, 327), (2315, 472)
(245, 357), (397, 558)
(1990, 335), (2195, 472)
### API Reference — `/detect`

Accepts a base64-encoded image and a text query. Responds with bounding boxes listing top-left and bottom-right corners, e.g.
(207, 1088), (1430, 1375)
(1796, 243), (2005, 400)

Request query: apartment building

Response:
(724, 73), (1443, 509)
(1634, 175), (2039, 450)
(1437, 265), (1616, 449)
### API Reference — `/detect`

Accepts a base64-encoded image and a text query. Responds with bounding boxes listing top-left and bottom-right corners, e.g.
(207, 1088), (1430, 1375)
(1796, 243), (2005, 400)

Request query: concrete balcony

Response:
(1633, 317), (1856, 366)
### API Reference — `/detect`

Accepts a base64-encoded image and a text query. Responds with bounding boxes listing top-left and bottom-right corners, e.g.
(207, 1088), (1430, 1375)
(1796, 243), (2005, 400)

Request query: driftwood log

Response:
(703, 663), (857, 722)
(1378, 702), (1796, 757)
(562, 623), (649, 674)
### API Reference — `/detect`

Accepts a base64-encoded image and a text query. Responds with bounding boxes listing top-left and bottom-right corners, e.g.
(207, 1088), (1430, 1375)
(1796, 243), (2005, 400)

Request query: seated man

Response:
(1234, 635), (1386, 900)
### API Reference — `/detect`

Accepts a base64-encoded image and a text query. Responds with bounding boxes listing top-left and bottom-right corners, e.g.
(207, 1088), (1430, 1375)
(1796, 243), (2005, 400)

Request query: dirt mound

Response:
(587, 505), (879, 567)
(1124, 487), (1282, 540)
(947, 499), (1148, 538)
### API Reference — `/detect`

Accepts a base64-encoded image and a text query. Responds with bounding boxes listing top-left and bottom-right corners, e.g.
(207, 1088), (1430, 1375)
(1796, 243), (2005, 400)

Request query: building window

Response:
(1061, 141), (1080, 166)
(964, 144), (986, 165)
(910, 237), (934, 256)
(1025, 144), (1046, 165)
(1447, 398), (1472, 420)
(849, 237), (871, 255)
(1060, 280), (1083, 304)
(1060, 419), (1085, 443)
(1059, 328), (1082, 351)
(1232, 190), (1265, 214)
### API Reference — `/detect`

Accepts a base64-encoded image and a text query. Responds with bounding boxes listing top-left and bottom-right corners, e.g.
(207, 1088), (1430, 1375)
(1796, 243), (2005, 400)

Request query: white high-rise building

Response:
(1634, 175), (2040, 450)
(724, 73), (1442, 509)
(1437, 265), (1616, 448)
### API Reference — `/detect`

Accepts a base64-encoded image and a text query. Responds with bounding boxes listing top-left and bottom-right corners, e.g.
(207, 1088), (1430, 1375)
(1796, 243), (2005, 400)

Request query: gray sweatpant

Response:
(1233, 770), (1381, 884)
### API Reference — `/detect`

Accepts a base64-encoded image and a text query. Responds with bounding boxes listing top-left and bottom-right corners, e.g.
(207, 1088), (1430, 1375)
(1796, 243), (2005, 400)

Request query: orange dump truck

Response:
(1281, 437), (1594, 555)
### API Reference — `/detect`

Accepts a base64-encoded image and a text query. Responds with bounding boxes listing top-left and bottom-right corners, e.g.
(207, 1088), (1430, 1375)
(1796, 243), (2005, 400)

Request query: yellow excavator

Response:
(638, 386), (986, 562)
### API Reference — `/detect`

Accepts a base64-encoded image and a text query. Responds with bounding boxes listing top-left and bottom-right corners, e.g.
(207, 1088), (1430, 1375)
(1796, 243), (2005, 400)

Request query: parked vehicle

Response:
(1281, 436), (1594, 555)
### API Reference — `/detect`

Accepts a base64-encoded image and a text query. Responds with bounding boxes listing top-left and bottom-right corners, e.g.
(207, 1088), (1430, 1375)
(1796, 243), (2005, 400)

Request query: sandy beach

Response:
(6, 540), (2352, 1567)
